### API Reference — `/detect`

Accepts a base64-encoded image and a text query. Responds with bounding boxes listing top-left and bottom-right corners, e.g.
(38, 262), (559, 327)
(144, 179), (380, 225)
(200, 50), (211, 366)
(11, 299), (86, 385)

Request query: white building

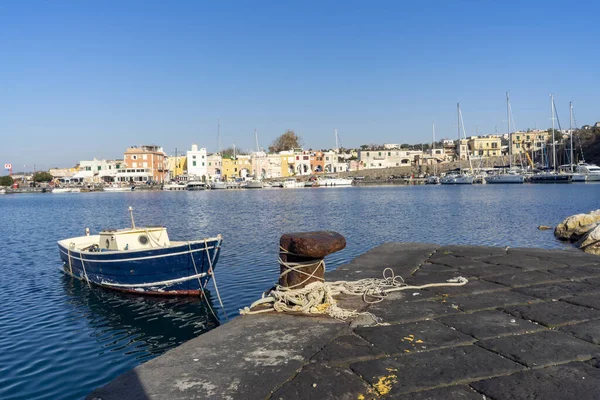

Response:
(186, 144), (208, 180)
(357, 149), (423, 169)
(76, 159), (123, 183)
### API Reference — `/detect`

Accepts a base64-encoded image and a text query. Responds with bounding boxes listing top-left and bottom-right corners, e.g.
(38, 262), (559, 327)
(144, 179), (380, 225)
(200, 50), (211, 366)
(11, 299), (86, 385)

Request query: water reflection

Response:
(61, 275), (220, 359)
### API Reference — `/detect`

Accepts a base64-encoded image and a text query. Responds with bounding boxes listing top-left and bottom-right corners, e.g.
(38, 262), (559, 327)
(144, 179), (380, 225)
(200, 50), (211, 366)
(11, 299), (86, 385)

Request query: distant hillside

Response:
(575, 126), (600, 165)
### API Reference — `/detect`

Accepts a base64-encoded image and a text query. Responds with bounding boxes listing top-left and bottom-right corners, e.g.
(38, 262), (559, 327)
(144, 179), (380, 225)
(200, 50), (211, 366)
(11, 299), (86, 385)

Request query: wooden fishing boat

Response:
(57, 207), (222, 295)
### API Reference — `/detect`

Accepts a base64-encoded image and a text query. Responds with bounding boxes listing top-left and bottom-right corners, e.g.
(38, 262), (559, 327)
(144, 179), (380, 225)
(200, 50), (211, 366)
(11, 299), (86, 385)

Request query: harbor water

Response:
(1, 184), (599, 399)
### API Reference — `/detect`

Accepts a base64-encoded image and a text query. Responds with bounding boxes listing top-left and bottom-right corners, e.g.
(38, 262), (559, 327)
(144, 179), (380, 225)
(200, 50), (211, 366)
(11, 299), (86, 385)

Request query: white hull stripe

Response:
(100, 272), (208, 288)
(59, 245), (217, 263)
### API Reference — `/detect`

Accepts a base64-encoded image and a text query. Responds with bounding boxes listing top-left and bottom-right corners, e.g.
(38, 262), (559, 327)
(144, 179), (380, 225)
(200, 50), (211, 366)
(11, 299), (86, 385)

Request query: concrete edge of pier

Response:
(88, 243), (600, 400)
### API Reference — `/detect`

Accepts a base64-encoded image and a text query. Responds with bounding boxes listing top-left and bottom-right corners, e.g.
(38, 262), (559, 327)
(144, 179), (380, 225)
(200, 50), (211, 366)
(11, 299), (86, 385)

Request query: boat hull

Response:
(530, 174), (572, 184)
(58, 237), (222, 295)
(485, 174), (524, 184)
(440, 175), (474, 185)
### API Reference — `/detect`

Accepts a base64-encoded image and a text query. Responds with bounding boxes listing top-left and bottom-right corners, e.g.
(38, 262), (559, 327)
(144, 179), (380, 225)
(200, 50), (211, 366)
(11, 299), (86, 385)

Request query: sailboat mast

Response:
(457, 103), (460, 165)
(218, 118), (221, 154)
(570, 102), (574, 172)
(432, 122), (436, 175)
(551, 94), (556, 172)
(507, 92), (512, 169)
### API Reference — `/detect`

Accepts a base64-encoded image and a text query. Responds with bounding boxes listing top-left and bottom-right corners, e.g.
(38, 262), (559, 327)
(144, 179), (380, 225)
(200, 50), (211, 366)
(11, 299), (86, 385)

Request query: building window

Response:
(193, 155), (196, 159)
(202, 162), (205, 166)
(378, 152), (381, 156)
(193, 161), (196, 166)
(97, 166), (101, 171)
(209, 162), (211, 166)
(143, 154), (147, 160)
(202, 155), (205, 159)
(388, 152), (391, 156)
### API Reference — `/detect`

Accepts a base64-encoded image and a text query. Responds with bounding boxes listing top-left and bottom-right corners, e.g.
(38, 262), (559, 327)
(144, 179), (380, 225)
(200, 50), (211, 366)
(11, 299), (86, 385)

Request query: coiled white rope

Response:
(240, 267), (468, 322)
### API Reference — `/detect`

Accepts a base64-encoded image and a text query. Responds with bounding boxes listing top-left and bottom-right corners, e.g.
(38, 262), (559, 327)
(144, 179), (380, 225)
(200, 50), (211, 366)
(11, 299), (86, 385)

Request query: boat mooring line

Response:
(100, 272), (208, 288)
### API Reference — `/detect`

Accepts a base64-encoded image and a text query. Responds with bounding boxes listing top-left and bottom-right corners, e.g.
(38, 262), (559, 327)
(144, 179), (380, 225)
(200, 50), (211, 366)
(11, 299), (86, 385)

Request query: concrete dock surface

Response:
(88, 243), (600, 399)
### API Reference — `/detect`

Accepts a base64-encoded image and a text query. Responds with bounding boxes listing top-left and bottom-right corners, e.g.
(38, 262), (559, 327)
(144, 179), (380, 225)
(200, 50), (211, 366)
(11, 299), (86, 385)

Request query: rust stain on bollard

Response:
(279, 231), (346, 289)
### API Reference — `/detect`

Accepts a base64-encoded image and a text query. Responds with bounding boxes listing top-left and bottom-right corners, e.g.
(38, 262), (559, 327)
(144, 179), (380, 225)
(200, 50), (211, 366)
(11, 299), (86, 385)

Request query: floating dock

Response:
(88, 243), (600, 399)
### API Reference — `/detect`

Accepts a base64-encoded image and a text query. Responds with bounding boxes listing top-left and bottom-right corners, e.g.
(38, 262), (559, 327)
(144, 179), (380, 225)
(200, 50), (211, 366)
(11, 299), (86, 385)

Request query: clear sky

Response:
(1, 0), (598, 172)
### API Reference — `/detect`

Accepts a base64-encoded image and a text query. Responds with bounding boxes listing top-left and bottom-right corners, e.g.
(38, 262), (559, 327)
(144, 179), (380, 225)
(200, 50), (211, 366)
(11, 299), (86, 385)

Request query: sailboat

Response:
(210, 119), (228, 189)
(320, 129), (353, 186)
(440, 103), (474, 184)
(530, 95), (571, 183)
(426, 122), (440, 184)
(245, 129), (265, 189)
(486, 92), (524, 184)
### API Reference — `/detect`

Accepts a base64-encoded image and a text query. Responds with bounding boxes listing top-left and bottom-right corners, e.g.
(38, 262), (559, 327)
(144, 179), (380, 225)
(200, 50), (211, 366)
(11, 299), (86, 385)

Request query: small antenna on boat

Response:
(128, 206), (136, 229)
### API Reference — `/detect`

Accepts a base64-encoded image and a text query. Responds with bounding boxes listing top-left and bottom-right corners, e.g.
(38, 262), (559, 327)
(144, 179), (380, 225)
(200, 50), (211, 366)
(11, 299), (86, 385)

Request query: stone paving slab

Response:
(439, 290), (542, 312)
(89, 243), (600, 400)
(477, 254), (568, 270)
(504, 300), (600, 327)
(355, 320), (475, 355)
(471, 362), (600, 400)
(562, 293), (600, 310)
(311, 334), (385, 364)
(392, 385), (485, 400)
(512, 280), (600, 300)
(482, 270), (565, 288)
(350, 345), (524, 396)
(477, 330), (600, 368)
(437, 310), (545, 340)
(366, 299), (461, 324)
(547, 265), (600, 280)
(271, 364), (370, 400)
(557, 320), (600, 345)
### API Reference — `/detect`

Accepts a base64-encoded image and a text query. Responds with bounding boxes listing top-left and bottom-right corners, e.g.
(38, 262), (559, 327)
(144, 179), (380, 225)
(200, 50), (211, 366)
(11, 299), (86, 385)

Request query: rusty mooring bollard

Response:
(278, 231), (346, 289)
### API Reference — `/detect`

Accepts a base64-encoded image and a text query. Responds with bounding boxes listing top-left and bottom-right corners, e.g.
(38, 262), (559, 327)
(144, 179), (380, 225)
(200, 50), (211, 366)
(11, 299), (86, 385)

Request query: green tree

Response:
(0, 175), (13, 187)
(268, 130), (302, 152)
(221, 147), (235, 159)
(33, 171), (53, 182)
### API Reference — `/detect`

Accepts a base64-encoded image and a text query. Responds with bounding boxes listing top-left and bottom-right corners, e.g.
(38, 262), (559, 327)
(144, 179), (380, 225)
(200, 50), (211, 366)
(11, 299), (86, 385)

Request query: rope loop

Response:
(240, 268), (468, 323)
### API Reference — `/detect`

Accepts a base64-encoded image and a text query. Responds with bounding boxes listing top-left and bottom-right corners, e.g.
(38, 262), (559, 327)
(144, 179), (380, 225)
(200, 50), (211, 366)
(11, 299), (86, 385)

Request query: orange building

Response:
(310, 151), (325, 174)
(123, 145), (167, 183)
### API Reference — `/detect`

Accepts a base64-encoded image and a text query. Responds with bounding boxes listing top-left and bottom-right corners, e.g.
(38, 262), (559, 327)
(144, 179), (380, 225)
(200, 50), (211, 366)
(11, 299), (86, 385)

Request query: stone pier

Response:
(88, 243), (600, 399)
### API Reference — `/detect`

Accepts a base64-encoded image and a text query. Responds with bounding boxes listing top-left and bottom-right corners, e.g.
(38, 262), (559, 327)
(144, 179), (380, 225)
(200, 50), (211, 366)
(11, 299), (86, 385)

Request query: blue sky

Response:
(1, 0), (598, 171)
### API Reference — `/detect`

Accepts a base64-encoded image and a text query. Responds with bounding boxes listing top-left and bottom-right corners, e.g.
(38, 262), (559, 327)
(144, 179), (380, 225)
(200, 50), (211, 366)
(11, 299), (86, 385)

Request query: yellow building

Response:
(468, 135), (502, 157)
(166, 156), (186, 179)
(511, 130), (549, 156)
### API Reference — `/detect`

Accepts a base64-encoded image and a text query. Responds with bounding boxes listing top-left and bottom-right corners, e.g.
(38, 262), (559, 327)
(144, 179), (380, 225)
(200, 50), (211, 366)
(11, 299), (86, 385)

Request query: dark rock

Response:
(558, 320), (600, 345)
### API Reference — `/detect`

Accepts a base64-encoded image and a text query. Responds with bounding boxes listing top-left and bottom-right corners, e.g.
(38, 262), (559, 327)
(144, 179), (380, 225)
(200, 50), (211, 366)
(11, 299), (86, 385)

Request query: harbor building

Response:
(186, 144), (208, 180)
(467, 135), (502, 158)
(123, 145), (167, 183)
(76, 159), (123, 183)
(511, 130), (550, 156)
(206, 153), (223, 180)
(166, 155), (186, 180)
(357, 149), (422, 170)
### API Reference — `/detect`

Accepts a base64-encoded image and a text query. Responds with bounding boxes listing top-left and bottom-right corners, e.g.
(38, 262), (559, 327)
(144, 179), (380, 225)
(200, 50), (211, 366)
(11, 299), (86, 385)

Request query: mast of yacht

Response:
(570, 102), (574, 172)
(218, 118), (221, 154)
(551, 94), (557, 172)
(507, 92), (512, 170)
(432, 122), (437, 176)
(457, 103), (473, 173)
(254, 128), (260, 179)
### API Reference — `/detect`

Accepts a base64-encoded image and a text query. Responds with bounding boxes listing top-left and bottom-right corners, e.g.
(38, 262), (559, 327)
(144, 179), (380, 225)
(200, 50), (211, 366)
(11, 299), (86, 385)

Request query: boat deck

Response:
(88, 243), (600, 399)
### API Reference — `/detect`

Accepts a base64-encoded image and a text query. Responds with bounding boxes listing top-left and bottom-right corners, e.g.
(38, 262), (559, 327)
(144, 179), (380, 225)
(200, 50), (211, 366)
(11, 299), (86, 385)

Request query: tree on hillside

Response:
(0, 175), (13, 187)
(33, 172), (53, 182)
(268, 130), (302, 152)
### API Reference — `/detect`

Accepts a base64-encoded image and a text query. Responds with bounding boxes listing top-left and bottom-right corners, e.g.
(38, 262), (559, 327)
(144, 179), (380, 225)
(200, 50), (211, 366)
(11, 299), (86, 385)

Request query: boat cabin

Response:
(99, 227), (171, 251)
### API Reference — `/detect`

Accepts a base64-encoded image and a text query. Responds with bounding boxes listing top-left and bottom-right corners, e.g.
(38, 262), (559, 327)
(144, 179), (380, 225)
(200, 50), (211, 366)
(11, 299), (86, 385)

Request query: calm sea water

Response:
(1, 184), (599, 399)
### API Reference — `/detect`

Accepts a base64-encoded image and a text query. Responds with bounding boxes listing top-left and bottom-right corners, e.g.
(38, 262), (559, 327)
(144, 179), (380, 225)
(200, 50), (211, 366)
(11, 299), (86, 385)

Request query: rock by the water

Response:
(577, 224), (600, 255)
(538, 225), (553, 231)
(280, 231), (346, 258)
(554, 210), (600, 241)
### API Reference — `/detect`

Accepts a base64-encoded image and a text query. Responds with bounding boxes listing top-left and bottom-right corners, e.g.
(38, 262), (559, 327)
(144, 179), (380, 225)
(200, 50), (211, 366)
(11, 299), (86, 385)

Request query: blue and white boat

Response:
(57, 208), (223, 295)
